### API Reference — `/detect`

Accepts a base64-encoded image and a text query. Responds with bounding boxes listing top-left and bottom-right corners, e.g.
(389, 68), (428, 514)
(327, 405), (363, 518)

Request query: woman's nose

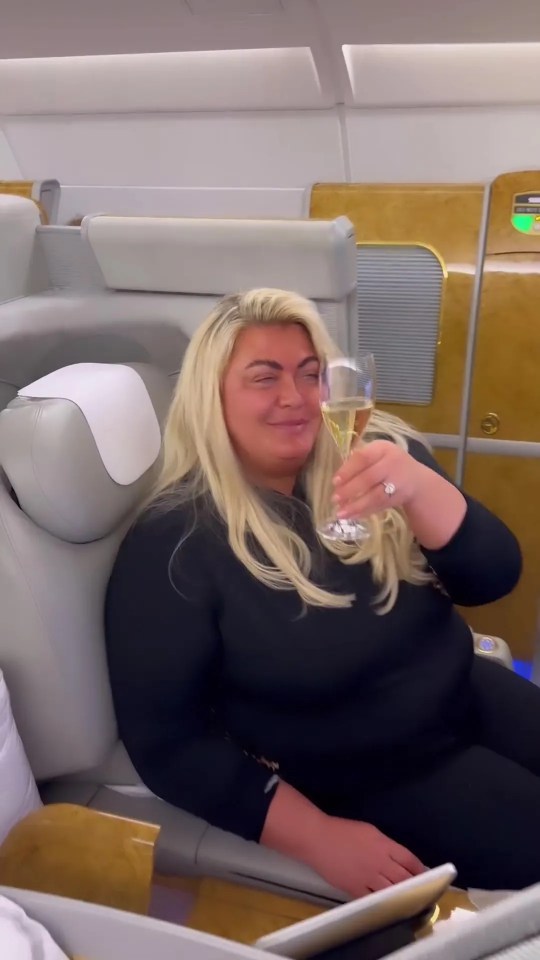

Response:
(277, 377), (303, 407)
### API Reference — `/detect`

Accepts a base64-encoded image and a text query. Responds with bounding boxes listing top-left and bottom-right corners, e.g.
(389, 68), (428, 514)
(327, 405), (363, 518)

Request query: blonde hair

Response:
(149, 288), (432, 612)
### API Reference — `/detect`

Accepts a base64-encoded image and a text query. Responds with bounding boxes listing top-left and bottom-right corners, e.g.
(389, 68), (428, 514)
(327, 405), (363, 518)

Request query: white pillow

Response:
(0, 670), (42, 846)
(0, 895), (68, 960)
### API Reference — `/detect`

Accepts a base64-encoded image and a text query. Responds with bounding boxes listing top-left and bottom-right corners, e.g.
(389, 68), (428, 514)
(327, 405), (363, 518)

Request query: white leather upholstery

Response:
(3, 364), (164, 543)
(0, 363), (171, 781)
(85, 215), (356, 300)
(0, 195), (40, 302)
(0, 215), (356, 408)
(0, 671), (42, 844)
(19, 364), (163, 486)
(0, 887), (273, 960)
(0, 290), (205, 389)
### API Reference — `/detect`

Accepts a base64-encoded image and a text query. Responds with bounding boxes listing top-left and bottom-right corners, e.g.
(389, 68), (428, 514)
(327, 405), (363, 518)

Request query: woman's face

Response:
(222, 324), (322, 493)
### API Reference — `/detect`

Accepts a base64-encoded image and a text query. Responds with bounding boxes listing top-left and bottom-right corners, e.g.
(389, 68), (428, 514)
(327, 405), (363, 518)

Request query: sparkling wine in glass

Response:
(318, 354), (376, 543)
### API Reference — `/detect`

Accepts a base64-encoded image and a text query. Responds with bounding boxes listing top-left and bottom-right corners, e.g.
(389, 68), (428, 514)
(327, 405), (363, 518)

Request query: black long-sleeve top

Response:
(105, 441), (521, 841)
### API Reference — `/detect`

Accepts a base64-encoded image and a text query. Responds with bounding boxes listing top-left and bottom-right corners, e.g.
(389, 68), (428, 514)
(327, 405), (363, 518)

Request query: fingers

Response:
(391, 845), (426, 876)
(333, 460), (387, 517)
(368, 854), (425, 896)
(367, 875), (394, 893)
(335, 483), (390, 521)
(382, 861), (417, 885)
(332, 441), (403, 519)
(333, 441), (387, 488)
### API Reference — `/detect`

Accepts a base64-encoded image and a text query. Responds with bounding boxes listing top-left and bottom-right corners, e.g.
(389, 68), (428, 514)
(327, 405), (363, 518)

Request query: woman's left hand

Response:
(332, 440), (428, 520)
(333, 439), (468, 550)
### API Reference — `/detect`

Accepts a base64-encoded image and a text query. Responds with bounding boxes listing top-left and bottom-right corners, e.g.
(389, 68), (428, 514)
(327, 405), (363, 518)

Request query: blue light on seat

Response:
(514, 660), (533, 681)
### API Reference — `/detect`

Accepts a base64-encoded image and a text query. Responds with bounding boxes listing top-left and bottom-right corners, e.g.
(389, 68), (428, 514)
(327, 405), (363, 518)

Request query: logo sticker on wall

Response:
(512, 193), (540, 235)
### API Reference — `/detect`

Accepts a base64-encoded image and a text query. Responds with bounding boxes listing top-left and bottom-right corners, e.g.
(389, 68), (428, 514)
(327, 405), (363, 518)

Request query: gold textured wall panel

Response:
(310, 183), (485, 435)
(465, 171), (540, 660)
(432, 448), (457, 477)
(470, 172), (540, 443)
(460, 455), (540, 662)
(0, 180), (34, 199)
(469, 263), (540, 443)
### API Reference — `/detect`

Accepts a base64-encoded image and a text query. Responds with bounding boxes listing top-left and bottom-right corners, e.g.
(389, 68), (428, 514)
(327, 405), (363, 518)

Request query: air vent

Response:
(356, 245), (444, 405)
(186, 0), (283, 15)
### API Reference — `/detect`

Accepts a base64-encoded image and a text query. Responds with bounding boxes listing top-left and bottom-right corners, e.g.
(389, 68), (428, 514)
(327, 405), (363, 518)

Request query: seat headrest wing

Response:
(0, 363), (170, 543)
(18, 363), (162, 485)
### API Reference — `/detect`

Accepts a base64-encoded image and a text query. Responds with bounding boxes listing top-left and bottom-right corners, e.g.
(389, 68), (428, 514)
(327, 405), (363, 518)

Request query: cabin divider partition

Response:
(310, 176), (540, 664)
(0, 179), (59, 223)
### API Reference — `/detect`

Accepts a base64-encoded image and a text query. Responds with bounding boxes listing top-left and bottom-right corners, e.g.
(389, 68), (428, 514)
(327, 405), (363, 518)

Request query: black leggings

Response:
(321, 659), (540, 891)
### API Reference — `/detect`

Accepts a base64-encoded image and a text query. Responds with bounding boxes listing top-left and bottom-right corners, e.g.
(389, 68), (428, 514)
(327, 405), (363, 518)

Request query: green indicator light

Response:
(512, 213), (534, 234)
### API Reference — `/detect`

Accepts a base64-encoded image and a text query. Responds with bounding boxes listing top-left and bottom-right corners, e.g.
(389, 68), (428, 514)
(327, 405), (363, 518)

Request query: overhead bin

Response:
(0, 49), (329, 115)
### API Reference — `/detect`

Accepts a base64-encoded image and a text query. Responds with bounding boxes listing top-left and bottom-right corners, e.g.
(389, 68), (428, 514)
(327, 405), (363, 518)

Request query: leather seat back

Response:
(0, 362), (171, 781)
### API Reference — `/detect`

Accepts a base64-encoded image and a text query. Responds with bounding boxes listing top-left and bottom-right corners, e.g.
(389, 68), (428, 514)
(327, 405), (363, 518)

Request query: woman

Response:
(106, 288), (536, 896)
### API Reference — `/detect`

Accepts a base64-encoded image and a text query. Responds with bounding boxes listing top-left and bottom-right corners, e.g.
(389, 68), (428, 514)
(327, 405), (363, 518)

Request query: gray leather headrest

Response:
(0, 362), (171, 543)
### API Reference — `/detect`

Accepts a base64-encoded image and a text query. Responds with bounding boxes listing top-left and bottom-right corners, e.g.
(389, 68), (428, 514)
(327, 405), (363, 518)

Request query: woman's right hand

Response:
(261, 781), (425, 899)
(306, 815), (426, 899)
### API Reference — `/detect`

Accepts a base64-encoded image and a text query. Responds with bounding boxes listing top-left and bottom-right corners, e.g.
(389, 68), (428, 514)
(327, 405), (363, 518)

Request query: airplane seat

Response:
(0, 360), (344, 905)
(0, 361), (171, 781)
(0, 194), (41, 304)
(0, 211), (357, 421)
(0, 194), (48, 410)
(0, 209), (360, 904)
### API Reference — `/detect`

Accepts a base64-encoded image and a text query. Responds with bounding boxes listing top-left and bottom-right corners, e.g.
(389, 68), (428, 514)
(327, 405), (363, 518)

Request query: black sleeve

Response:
(105, 507), (276, 841)
(406, 439), (522, 607)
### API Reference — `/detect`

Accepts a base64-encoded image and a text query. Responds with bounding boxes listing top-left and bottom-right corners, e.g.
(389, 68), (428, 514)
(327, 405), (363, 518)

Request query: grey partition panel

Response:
(39, 181), (61, 225)
(37, 227), (106, 290)
(0, 886), (270, 960)
(356, 245), (444, 405)
(317, 298), (351, 355)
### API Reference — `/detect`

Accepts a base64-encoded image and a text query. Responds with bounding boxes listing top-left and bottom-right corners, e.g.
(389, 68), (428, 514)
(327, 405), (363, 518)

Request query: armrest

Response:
(473, 632), (514, 671)
(0, 803), (159, 914)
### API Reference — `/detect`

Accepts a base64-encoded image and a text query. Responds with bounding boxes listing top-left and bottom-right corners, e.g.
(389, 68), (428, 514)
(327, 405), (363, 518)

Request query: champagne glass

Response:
(318, 354), (376, 543)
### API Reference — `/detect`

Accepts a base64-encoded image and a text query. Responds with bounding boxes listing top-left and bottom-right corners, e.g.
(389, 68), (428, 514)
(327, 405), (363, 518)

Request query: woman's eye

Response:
(254, 377), (276, 384)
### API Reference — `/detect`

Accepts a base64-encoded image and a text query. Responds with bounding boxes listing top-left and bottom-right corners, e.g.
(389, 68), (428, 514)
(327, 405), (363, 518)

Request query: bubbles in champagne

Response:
(322, 398), (374, 459)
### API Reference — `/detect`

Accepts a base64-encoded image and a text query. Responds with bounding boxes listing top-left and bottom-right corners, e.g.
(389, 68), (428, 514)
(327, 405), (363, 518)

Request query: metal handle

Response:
(480, 412), (500, 436)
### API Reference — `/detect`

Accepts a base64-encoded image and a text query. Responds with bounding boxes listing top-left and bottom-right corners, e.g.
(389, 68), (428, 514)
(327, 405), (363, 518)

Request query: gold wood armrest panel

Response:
(0, 803), (159, 915)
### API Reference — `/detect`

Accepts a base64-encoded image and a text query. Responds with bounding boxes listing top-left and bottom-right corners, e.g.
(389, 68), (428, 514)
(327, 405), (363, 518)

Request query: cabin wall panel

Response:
(58, 187), (307, 224)
(3, 112), (345, 189)
(345, 107), (540, 183)
(0, 131), (22, 179)
(6, 105), (540, 211)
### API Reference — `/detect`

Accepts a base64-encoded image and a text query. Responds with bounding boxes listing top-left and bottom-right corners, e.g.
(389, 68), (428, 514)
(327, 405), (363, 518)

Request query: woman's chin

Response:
(273, 439), (314, 464)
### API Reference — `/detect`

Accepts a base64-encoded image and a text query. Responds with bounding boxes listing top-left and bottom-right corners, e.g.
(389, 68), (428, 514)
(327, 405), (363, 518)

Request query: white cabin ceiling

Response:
(3, 0), (540, 60)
